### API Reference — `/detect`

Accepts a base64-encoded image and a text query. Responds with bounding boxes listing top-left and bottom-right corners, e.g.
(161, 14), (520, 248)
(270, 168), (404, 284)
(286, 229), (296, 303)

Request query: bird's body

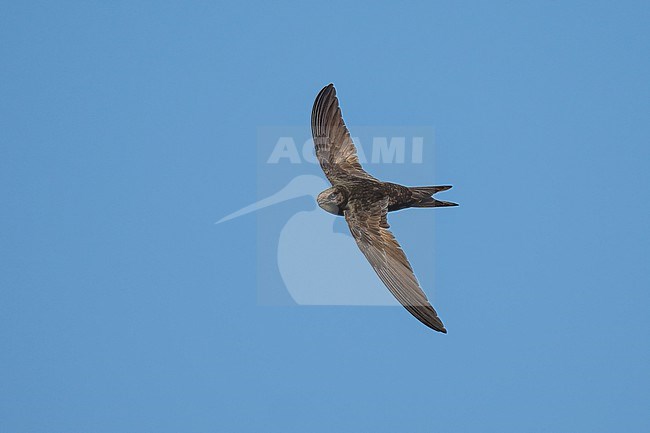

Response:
(318, 179), (456, 216)
(312, 84), (457, 333)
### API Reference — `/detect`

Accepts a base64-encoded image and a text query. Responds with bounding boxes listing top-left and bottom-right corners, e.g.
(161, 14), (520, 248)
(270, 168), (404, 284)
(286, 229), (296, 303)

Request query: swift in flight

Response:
(312, 84), (457, 333)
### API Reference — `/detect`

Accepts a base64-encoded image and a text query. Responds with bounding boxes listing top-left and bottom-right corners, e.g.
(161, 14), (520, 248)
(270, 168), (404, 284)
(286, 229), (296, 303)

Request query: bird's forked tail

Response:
(409, 185), (458, 208)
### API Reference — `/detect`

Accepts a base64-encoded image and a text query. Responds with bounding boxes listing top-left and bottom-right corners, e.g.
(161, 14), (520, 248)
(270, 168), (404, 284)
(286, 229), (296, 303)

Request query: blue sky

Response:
(1, 1), (649, 432)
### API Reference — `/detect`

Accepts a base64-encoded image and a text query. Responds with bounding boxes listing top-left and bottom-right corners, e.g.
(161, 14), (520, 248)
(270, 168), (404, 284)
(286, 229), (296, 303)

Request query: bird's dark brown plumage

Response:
(311, 83), (457, 333)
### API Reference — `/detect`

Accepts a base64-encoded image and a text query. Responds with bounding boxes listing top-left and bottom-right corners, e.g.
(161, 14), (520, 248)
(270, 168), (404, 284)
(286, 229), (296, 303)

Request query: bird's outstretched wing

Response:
(311, 84), (377, 184)
(344, 198), (447, 333)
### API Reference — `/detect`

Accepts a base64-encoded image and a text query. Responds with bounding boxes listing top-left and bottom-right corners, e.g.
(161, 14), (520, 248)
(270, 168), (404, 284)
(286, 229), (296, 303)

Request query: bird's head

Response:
(317, 187), (346, 215)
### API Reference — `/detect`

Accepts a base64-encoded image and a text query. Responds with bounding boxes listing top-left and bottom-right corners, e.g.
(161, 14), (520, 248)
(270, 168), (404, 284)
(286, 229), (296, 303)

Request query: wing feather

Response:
(311, 84), (376, 183)
(344, 198), (447, 333)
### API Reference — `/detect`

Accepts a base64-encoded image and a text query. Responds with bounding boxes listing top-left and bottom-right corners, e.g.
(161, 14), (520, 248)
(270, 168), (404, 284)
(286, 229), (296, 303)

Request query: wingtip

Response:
(425, 324), (447, 333)
(315, 83), (336, 101)
(429, 323), (447, 333)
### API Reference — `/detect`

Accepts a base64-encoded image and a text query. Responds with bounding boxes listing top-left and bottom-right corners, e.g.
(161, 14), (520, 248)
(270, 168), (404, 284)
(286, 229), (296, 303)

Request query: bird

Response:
(312, 84), (457, 333)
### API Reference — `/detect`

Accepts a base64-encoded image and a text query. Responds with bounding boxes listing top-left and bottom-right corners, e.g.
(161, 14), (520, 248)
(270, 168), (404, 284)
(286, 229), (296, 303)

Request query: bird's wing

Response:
(311, 84), (377, 184)
(344, 198), (447, 333)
